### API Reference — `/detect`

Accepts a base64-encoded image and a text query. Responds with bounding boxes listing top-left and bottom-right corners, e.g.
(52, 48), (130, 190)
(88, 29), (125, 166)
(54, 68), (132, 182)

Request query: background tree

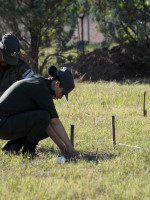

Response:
(88, 0), (150, 67)
(0, 0), (78, 74)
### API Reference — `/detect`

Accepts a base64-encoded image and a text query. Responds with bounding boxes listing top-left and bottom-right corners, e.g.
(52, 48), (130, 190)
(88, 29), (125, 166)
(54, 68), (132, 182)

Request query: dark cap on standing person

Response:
(0, 33), (20, 65)
(47, 65), (75, 101)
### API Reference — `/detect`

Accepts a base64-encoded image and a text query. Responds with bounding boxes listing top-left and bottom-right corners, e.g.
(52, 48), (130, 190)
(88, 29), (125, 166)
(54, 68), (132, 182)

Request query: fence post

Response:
(143, 92), (147, 117)
(70, 125), (74, 147)
(112, 116), (116, 148)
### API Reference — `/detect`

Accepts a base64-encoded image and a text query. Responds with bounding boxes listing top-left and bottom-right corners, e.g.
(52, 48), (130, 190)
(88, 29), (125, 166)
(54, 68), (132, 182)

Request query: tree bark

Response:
(30, 31), (39, 74)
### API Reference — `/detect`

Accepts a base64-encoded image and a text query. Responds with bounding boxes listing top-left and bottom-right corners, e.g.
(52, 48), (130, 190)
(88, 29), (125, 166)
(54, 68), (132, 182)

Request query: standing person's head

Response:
(0, 33), (20, 66)
(47, 65), (75, 101)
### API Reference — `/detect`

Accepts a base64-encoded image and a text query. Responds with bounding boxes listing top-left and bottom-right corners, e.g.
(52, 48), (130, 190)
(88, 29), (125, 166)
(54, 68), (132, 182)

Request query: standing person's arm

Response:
(0, 92), (4, 97)
(49, 118), (77, 157)
(17, 55), (34, 80)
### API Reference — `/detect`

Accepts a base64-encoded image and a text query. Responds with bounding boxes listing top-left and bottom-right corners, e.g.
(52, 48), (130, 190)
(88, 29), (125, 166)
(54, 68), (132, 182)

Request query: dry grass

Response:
(0, 81), (150, 200)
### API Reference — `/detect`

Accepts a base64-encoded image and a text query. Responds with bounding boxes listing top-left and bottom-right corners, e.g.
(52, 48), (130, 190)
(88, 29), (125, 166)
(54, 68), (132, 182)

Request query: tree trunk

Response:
(30, 31), (39, 74)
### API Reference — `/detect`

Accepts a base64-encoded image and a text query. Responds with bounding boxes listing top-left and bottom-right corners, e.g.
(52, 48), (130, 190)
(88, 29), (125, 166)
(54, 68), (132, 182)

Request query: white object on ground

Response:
(57, 156), (66, 164)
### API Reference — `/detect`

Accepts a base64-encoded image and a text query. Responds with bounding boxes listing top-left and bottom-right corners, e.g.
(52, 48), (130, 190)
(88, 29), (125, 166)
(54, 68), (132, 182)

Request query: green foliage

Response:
(1, 0), (150, 73)
(88, 0), (150, 67)
(57, 56), (66, 65)
(0, 0), (78, 73)
(0, 81), (150, 199)
(56, 54), (75, 66)
(76, 0), (91, 14)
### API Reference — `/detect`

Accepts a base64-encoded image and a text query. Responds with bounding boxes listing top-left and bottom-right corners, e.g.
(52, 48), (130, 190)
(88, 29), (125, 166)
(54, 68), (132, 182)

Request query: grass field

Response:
(0, 80), (150, 200)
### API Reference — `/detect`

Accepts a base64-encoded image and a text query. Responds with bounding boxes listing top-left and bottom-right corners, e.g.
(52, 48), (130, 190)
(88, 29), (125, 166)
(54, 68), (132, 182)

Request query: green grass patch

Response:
(0, 81), (150, 200)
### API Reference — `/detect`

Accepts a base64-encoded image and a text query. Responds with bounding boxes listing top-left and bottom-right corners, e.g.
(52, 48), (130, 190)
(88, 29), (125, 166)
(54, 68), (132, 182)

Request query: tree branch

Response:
(120, 21), (137, 43)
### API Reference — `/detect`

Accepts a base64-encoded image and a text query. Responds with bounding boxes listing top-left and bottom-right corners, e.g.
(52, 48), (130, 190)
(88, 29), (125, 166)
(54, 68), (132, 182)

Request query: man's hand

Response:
(65, 145), (77, 157)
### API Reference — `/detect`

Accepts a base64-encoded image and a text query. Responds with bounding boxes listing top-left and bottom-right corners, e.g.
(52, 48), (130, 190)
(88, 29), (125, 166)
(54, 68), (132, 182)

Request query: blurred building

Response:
(67, 15), (104, 45)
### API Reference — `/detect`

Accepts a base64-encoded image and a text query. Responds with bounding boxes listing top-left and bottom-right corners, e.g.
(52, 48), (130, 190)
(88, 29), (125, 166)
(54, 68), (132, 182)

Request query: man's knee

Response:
(38, 110), (50, 122)
(30, 110), (50, 124)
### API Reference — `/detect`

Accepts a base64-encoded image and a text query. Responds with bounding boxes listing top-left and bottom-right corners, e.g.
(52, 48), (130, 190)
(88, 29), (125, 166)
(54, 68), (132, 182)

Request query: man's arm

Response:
(49, 118), (77, 157)
(17, 55), (34, 80)
(46, 124), (67, 155)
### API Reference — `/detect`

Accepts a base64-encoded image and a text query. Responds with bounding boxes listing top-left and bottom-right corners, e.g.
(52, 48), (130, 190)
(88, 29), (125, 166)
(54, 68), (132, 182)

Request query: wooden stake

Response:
(95, 148), (98, 164)
(112, 116), (116, 147)
(143, 92), (147, 117)
(70, 125), (74, 147)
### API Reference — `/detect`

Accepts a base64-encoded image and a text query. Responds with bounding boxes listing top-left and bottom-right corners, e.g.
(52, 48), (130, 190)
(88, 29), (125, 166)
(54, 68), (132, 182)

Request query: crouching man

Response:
(0, 65), (77, 158)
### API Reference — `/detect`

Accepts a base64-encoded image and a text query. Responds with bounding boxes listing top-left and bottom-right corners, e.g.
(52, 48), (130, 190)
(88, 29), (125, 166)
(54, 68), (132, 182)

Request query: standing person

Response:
(0, 33), (34, 97)
(0, 65), (77, 158)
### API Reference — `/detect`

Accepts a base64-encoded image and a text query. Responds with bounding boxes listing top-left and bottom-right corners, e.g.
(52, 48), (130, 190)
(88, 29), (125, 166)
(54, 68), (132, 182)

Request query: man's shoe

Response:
(22, 142), (37, 158)
(1, 138), (25, 153)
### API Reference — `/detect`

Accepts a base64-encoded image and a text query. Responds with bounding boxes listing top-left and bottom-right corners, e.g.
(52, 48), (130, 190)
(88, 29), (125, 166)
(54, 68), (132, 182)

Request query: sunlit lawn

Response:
(0, 81), (150, 200)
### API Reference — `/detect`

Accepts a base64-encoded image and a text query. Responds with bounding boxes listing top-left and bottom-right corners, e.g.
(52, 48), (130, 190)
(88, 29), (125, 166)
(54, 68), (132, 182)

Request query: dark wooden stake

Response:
(95, 148), (98, 164)
(143, 92), (147, 117)
(70, 125), (74, 147)
(112, 116), (116, 148)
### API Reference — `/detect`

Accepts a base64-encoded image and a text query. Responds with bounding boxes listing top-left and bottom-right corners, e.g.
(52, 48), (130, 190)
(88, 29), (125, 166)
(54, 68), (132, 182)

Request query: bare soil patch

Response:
(65, 46), (149, 81)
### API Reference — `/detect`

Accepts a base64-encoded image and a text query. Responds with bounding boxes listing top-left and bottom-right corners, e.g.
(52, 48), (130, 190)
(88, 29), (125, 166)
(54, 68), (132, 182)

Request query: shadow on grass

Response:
(37, 146), (117, 163)
(77, 150), (117, 163)
(37, 146), (58, 155)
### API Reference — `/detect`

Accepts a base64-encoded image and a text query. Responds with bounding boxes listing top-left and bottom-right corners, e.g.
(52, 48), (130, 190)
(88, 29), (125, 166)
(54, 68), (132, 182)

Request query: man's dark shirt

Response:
(0, 55), (34, 94)
(0, 77), (58, 119)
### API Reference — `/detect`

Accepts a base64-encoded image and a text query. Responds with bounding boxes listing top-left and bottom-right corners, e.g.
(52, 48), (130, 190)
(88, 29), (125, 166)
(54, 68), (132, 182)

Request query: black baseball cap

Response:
(0, 33), (20, 65)
(47, 65), (75, 101)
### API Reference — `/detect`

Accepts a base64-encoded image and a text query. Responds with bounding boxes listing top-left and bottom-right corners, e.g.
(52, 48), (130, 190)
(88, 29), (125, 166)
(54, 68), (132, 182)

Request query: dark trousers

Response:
(0, 110), (50, 144)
